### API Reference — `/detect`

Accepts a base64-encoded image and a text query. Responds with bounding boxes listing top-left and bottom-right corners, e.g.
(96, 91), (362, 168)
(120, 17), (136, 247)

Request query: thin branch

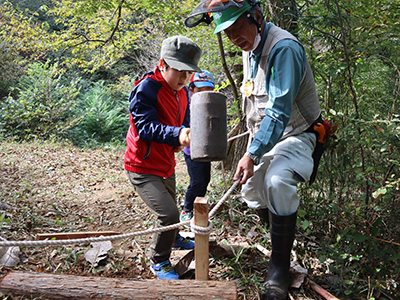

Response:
(306, 23), (344, 45)
(104, 0), (125, 44)
(216, 32), (239, 104)
(375, 54), (400, 121)
(61, 0), (125, 55)
(333, 0), (370, 204)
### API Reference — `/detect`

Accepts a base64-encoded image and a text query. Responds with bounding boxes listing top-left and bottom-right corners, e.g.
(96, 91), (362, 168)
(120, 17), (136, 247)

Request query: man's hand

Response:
(233, 155), (254, 184)
(179, 128), (191, 147)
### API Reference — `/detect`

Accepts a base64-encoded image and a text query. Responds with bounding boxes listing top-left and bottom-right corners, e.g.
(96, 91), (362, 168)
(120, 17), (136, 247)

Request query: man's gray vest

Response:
(241, 25), (321, 141)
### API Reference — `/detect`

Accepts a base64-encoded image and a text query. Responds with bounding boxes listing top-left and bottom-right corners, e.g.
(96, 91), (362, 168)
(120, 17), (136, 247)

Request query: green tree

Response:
(0, 61), (80, 139)
(72, 81), (128, 144)
(0, 1), (51, 98)
(298, 0), (399, 297)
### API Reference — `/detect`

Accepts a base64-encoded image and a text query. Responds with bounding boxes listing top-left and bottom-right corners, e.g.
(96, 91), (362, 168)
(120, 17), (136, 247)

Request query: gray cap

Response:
(161, 36), (202, 72)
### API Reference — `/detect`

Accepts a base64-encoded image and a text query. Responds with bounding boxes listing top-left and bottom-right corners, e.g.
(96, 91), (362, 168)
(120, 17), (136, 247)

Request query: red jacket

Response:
(124, 66), (190, 178)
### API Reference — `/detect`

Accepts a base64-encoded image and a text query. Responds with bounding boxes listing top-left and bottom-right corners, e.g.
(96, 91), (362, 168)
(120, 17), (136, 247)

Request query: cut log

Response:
(0, 271), (237, 299)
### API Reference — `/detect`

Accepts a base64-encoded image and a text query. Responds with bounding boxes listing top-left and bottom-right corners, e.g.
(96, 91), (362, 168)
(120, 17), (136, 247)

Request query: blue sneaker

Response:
(150, 260), (179, 280)
(172, 234), (195, 250)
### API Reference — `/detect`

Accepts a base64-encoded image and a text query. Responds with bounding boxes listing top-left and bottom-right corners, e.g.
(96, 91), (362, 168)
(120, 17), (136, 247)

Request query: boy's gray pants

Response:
(126, 171), (179, 263)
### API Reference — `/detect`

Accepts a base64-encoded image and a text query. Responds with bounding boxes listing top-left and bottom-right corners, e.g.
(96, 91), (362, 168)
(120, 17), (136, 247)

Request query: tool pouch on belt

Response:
(306, 115), (327, 185)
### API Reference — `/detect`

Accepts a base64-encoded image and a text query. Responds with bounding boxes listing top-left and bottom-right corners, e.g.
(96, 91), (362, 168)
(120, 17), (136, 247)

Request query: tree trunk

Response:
(215, 31), (249, 174)
(222, 118), (249, 173)
(0, 271), (237, 300)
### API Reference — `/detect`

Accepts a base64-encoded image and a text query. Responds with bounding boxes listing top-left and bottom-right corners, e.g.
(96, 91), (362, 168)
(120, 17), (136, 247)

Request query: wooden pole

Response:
(194, 197), (209, 280)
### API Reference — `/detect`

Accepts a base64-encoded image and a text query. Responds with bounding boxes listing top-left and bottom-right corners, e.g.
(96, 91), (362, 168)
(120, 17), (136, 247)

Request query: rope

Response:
(190, 220), (213, 235)
(209, 179), (239, 218)
(0, 180), (240, 247)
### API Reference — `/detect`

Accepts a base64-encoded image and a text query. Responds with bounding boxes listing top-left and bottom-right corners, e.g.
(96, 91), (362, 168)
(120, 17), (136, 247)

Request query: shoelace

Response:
(160, 262), (173, 273)
(178, 237), (191, 245)
(181, 212), (193, 218)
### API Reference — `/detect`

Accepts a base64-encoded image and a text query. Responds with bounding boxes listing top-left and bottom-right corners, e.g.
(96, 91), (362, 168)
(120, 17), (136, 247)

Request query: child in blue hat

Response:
(180, 70), (215, 226)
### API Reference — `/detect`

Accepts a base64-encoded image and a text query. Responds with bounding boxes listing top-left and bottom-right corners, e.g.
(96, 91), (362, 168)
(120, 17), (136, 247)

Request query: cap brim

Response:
(164, 58), (201, 72)
(213, 3), (251, 34)
(194, 81), (215, 88)
(213, 16), (240, 34)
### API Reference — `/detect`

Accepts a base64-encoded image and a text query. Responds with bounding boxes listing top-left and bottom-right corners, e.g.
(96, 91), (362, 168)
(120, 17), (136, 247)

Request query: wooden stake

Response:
(194, 197), (209, 280)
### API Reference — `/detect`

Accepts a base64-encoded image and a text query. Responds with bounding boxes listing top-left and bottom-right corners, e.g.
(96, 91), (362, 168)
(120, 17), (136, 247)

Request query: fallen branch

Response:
(37, 231), (120, 240)
(308, 279), (340, 300)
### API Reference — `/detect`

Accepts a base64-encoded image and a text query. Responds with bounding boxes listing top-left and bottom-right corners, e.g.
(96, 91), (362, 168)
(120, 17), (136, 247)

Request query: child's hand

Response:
(173, 146), (184, 152)
(179, 128), (191, 147)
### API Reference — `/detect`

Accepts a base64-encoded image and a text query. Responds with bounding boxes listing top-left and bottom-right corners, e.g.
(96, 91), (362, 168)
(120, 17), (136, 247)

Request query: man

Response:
(186, 1), (323, 299)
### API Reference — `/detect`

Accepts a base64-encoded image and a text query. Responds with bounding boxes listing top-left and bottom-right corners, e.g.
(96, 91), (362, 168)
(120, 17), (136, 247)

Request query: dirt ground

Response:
(0, 140), (330, 300)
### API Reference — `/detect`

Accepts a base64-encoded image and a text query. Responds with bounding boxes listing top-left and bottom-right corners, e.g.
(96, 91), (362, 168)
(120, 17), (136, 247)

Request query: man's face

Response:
(224, 14), (258, 51)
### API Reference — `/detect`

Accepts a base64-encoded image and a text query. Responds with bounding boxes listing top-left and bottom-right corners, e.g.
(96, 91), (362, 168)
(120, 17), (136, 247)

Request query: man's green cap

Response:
(161, 36), (202, 72)
(213, 1), (252, 34)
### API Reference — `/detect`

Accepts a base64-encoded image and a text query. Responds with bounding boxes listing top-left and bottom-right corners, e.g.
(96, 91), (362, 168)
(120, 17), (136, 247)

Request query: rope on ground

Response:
(0, 180), (240, 247)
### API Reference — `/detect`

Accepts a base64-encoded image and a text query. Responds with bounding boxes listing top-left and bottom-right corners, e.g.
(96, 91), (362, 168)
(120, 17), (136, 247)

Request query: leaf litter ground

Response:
(0, 140), (332, 299)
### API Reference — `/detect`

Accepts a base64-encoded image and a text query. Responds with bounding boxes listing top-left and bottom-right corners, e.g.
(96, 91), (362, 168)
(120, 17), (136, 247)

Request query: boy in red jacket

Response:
(125, 36), (202, 280)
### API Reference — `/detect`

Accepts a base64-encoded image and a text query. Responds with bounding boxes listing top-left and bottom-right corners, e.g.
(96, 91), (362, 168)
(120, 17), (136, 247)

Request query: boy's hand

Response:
(173, 146), (184, 152)
(179, 128), (191, 147)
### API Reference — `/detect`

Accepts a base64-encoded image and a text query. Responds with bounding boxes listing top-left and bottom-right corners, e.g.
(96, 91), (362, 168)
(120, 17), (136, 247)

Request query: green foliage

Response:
(46, 0), (155, 71)
(71, 81), (128, 145)
(0, 60), (80, 140)
(0, 1), (39, 99)
(0, 35), (26, 99)
(295, 0), (400, 297)
(0, 1), (52, 58)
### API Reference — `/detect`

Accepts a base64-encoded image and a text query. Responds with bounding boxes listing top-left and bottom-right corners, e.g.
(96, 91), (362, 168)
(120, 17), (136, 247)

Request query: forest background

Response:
(0, 0), (399, 299)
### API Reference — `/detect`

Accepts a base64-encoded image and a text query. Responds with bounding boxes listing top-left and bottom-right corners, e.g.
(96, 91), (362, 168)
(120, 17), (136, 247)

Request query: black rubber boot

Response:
(256, 208), (270, 228)
(261, 211), (297, 300)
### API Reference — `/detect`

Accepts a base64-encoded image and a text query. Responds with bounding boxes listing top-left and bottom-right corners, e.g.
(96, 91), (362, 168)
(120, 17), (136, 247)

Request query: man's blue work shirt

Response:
(247, 22), (306, 159)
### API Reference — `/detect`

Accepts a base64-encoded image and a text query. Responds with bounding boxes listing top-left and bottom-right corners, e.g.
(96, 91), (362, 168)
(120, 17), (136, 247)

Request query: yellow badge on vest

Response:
(244, 79), (254, 97)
